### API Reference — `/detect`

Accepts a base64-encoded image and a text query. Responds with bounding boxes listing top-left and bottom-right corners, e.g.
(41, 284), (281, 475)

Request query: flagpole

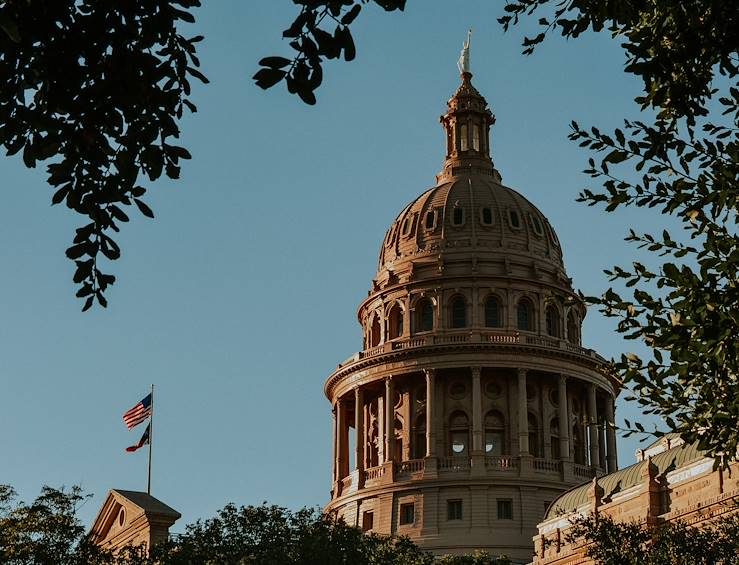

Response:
(147, 383), (154, 495)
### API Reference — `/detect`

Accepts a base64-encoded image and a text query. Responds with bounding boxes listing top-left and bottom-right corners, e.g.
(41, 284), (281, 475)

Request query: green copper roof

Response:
(545, 441), (707, 519)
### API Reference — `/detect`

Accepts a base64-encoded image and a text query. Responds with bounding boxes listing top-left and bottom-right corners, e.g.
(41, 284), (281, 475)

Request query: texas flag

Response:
(126, 424), (150, 453)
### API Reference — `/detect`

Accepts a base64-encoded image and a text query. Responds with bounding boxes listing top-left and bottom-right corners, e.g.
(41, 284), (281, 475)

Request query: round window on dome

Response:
(528, 213), (544, 237)
(508, 209), (521, 230)
(480, 207), (494, 226)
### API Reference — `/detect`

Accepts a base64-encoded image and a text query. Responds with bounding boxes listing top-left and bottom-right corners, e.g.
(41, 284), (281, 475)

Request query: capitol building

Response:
(322, 58), (619, 562)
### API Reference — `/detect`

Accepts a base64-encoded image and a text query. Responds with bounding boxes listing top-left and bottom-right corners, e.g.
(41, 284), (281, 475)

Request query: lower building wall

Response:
(533, 458), (739, 565)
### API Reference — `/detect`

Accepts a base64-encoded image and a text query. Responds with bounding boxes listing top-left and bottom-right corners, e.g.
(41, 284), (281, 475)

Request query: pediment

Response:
(89, 489), (180, 551)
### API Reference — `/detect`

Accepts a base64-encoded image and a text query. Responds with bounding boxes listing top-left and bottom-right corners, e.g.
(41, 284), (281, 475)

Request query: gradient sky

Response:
(0, 1), (662, 530)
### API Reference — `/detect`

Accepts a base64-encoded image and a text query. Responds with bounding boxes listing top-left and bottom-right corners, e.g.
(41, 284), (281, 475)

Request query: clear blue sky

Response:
(0, 1), (661, 529)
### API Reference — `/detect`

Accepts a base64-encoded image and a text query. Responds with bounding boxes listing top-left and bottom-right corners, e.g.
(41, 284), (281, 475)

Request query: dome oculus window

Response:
(401, 216), (411, 236)
(528, 213), (544, 237)
(449, 381), (467, 399)
(547, 223), (560, 247)
(480, 207), (494, 226)
(451, 206), (465, 226)
(508, 209), (521, 230)
(424, 209), (438, 231)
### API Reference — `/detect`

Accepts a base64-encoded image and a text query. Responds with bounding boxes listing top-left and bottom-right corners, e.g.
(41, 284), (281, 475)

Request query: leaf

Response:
(341, 4), (361, 25)
(82, 296), (94, 312)
(253, 68), (287, 90)
(134, 198), (155, 219)
(258, 56), (291, 69)
(0, 12), (20, 42)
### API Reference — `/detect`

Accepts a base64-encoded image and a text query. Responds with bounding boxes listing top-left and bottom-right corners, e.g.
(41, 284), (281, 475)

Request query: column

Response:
(518, 368), (529, 454)
(604, 394), (618, 472)
(337, 399), (349, 480)
(425, 369), (435, 457)
(355, 387), (365, 487)
(331, 404), (338, 483)
(588, 384), (599, 468)
(471, 367), (483, 453)
(385, 377), (395, 463)
(558, 375), (570, 460)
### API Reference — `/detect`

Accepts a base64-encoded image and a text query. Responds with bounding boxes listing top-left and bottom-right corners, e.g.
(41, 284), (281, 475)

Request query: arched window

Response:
(550, 418), (560, 460)
(546, 305), (560, 338)
(413, 415), (426, 459)
(388, 304), (403, 340)
(449, 411), (470, 456)
(460, 123), (468, 151)
(370, 315), (381, 347)
(528, 413), (539, 457)
(517, 300), (533, 331)
(485, 410), (506, 456)
(450, 296), (467, 328)
(416, 299), (434, 332)
(567, 312), (579, 345)
(484, 296), (501, 327)
(472, 124), (480, 151)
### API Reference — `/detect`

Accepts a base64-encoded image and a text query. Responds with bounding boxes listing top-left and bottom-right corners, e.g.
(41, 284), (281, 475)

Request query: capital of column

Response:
(471, 366), (482, 379)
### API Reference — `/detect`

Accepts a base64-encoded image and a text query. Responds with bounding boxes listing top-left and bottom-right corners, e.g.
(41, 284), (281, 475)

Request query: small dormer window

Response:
(480, 207), (493, 226)
(508, 209), (521, 229)
(529, 213), (544, 237)
(452, 206), (464, 226)
(402, 216), (411, 236)
(425, 209), (437, 230)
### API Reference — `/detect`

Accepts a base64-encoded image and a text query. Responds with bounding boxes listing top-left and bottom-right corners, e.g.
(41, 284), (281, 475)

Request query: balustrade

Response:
(364, 465), (386, 482)
(484, 455), (517, 470)
(439, 456), (471, 472)
(533, 458), (559, 473)
(396, 458), (425, 475)
(573, 464), (595, 479)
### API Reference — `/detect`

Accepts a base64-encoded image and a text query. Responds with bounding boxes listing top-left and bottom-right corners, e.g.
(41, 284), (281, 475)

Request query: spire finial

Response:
(457, 29), (472, 74)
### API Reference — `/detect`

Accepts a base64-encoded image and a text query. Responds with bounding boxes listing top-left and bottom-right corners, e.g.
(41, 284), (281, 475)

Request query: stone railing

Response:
(433, 334), (469, 345)
(364, 465), (386, 482)
(346, 331), (602, 365)
(396, 458), (425, 475)
(341, 475), (353, 490)
(533, 458), (560, 473)
(485, 455), (518, 470)
(439, 456), (471, 472)
(574, 464), (595, 479)
(484, 332), (520, 343)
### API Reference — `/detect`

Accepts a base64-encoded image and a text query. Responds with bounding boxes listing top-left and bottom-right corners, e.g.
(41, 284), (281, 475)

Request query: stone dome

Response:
(376, 177), (568, 288)
(370, 71), (572, 296)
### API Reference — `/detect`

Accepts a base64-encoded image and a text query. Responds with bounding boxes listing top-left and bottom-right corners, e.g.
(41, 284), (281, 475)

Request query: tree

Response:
(0, 0), (205, 310)
(493, 1), (739, 464)
(567, 513), (739, 565)
(0, 484), (511, 565)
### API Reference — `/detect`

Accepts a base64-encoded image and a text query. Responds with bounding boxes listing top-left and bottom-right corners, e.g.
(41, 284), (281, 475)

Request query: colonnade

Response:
(331, 368), (618, 494)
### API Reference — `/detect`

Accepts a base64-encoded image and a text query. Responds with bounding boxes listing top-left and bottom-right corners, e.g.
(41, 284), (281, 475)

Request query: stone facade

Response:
(533, 436), (738, 564)
(324, 70), (620, 563)
(89, 489), (180, 554)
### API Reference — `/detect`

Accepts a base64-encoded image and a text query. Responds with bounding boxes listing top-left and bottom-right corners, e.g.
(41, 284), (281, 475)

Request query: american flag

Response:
(123, 393), (152, 429)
